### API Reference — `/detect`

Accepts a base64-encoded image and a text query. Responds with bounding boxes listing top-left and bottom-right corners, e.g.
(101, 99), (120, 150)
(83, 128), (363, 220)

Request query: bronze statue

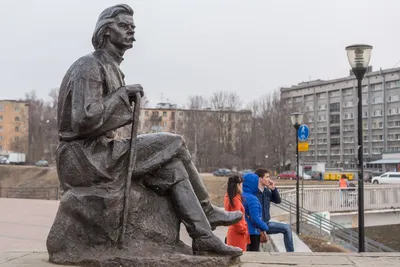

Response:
(47, 4), (242, 267)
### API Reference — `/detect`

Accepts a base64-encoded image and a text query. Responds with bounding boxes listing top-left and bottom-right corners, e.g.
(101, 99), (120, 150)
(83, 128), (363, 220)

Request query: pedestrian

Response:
(242, 173), (269, 252)
(255, 169), (294, 252)
(224, 175), (250, 251)
(339, 174), (349, 205)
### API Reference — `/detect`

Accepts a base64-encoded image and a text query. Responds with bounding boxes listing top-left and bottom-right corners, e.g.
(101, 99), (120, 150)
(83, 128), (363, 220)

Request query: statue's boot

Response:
(184, 161), (243, 229)
(170, 168), (242, 257)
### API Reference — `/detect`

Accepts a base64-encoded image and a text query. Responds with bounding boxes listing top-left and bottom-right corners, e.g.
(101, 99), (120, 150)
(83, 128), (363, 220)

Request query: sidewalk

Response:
(2, 251), (400, 266)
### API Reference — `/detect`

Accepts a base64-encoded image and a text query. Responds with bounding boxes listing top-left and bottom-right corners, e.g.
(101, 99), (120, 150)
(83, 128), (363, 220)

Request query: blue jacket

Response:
(257, 187), (281, 223)
(242, 173), (269, 235)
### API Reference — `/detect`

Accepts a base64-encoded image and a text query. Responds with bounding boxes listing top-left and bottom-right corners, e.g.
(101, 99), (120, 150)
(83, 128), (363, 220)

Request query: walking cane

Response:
(119, 92), (141, 248)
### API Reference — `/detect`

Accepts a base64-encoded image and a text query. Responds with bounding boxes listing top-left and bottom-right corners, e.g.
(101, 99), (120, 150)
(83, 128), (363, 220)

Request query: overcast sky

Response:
(1, 0), (399, 107)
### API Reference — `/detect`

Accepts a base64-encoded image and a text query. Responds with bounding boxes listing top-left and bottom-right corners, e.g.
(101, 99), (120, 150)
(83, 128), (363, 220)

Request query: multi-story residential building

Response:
(139, 102), (178, 134)
(0, 100), (29, 155)
(280, 67), (400, 169)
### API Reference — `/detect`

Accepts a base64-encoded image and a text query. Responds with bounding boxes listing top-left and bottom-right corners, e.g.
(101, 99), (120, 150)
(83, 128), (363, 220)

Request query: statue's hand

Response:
(123, 84), (144, 103)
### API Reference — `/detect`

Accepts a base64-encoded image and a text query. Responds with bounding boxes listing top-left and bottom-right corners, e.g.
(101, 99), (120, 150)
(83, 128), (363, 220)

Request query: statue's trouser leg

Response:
(160, 159), (242, 256)
(177, 148), (243, 229)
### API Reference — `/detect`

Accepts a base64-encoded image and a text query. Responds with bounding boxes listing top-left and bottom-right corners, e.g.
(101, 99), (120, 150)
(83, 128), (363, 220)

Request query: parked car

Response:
(372, 172), (400, 184)
(364, 170), (383, 183)
(277, 171), (311, 180)
(238, 169), (254, 176)
(213, 168), (232, 177)
(0, 156), (8, 164)
(277, 171), (296, 180)
(35, 160), (49, 167)
(305, 170), (320, 180)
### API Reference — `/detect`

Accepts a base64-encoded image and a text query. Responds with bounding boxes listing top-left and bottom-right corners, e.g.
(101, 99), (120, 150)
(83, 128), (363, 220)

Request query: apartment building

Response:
(139, 102), (178, 134)
(280, 67), (400, 168)
(0, 100), (29, 155)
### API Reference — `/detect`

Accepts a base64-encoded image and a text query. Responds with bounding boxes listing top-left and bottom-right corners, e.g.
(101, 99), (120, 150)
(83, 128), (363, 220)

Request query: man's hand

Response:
(266, 179), (275, 190)
(123, 84), (144, 103)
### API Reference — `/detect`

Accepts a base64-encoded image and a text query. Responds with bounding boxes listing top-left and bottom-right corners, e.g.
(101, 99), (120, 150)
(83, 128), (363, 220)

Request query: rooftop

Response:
(280, 66), (400, 92)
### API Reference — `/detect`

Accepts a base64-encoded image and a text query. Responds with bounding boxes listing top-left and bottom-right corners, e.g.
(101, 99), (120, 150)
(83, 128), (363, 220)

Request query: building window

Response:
(344, 101), (353, 108)
(304, 95), (313, 101)
(362, 86), (368, 93)
(329, 90), (340, 97)
(364, 148), (369, 154)
(317, 92), (326, 99)
(343, 88), (353, 95)
(331, 138), (340, 146)
(15, 126), (19, 132)
(0, 126), (2, 132)
(152, 111), (159, 116)
(163, 112), (167, 117)
(144, 111), (149, 116)
(317, 139), (327, 145)
(362, 98), (368, 105)
(163, 122), (168, 127)
(317, 127), (327, 133)
(179, 112), (183, 116)
(0, 116), (2, 121)
(363, 110), (368, 118)
(308, 116), (314, 122)
(330, 126), (340, 135)
(386, 81), (400, 89)
(0, 136), (2, 141)
(330, 102), (340, 112)
(364, 135), (368, 141)
(388, 108), (398, 115)
(14, 107), (20, 112)
(344, 113), (354, 120)
(330, 114), (340, 124)
(372, 109), (383, 117)
(14, 136), (19, 141)
(294, 96), (302, 103)
(0, 105), (3, 112)
(318, 104), (327, 111)
(372, 135), (383, 141)
(372, 97), (383, 104)
(371, 83), (382, 91)
(388, 95), (400, 102)
(306, 105), (314, 111)
(318, 116), (326, 122)
(15, 116), (20, 121)
(0, 145), (2, 151)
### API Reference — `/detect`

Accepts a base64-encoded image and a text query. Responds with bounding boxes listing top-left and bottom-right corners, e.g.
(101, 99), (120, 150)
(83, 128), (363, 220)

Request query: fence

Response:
(0, 186), (59, 200)
(280, 186), (400, 213)
(275, 198), (396, 252)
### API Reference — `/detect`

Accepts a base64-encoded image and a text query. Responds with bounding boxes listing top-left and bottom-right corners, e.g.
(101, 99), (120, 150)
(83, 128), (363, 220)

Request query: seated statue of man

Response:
(55, 4), (242, 256)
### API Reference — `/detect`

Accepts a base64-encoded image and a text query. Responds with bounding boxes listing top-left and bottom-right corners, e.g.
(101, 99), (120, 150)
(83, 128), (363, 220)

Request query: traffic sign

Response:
(298, 142), (309, 152)
(298, 124), (309, 141)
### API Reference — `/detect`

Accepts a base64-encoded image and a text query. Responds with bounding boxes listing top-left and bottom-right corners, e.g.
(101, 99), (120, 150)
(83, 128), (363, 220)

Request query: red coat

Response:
(224, 193), (250, 251)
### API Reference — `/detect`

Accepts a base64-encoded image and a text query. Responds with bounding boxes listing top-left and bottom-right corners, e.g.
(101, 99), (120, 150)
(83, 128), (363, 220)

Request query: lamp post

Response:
(345, 44), (373, 252)
(290, 112), (303, 235)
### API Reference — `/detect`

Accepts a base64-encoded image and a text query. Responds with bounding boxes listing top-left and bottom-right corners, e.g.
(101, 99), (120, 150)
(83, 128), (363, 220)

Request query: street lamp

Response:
(345, 44), (373, 253)
(290, 112), (303, 235)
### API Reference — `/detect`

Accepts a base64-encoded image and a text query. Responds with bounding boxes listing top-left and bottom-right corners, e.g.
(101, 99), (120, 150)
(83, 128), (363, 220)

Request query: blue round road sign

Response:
(298, 124), (309, 141)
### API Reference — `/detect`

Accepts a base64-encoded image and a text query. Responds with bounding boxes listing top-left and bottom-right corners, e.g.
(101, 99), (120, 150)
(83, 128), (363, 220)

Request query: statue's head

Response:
(92, 4), (135, 51)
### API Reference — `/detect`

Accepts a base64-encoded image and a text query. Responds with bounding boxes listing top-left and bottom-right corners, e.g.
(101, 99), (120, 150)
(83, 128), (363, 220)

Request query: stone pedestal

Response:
(46, 182), (237, 267)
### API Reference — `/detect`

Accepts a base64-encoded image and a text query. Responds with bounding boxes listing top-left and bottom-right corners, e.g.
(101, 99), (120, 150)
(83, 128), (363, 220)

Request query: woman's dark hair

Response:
(227, 175), (244, 207)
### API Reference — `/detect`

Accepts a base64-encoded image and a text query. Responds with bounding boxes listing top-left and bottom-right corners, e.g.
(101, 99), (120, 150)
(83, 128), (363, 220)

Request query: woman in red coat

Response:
(224, 175), (250, 251)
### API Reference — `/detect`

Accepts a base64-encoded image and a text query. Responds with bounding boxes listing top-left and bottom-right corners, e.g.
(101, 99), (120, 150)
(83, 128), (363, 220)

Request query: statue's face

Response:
(106, 13), (135, 51)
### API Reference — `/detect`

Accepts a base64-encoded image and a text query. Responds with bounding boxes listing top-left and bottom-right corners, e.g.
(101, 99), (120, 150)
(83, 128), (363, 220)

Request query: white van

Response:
(371, 172), (400, 184)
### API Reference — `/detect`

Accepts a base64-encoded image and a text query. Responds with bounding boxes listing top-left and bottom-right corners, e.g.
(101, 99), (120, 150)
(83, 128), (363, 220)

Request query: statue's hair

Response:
(92, 4), (134, 50)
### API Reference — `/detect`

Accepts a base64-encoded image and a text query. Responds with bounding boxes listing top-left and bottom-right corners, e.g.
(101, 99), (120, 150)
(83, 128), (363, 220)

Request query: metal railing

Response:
(280, 187), (400, 212)
(274, 198), (396, 252)
(0, 186), (59, 200)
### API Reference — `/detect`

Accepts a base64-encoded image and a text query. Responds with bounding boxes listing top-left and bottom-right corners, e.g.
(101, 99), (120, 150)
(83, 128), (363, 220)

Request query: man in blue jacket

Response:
(242, 173), (269, 251)
(255, 169), (294, 252)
